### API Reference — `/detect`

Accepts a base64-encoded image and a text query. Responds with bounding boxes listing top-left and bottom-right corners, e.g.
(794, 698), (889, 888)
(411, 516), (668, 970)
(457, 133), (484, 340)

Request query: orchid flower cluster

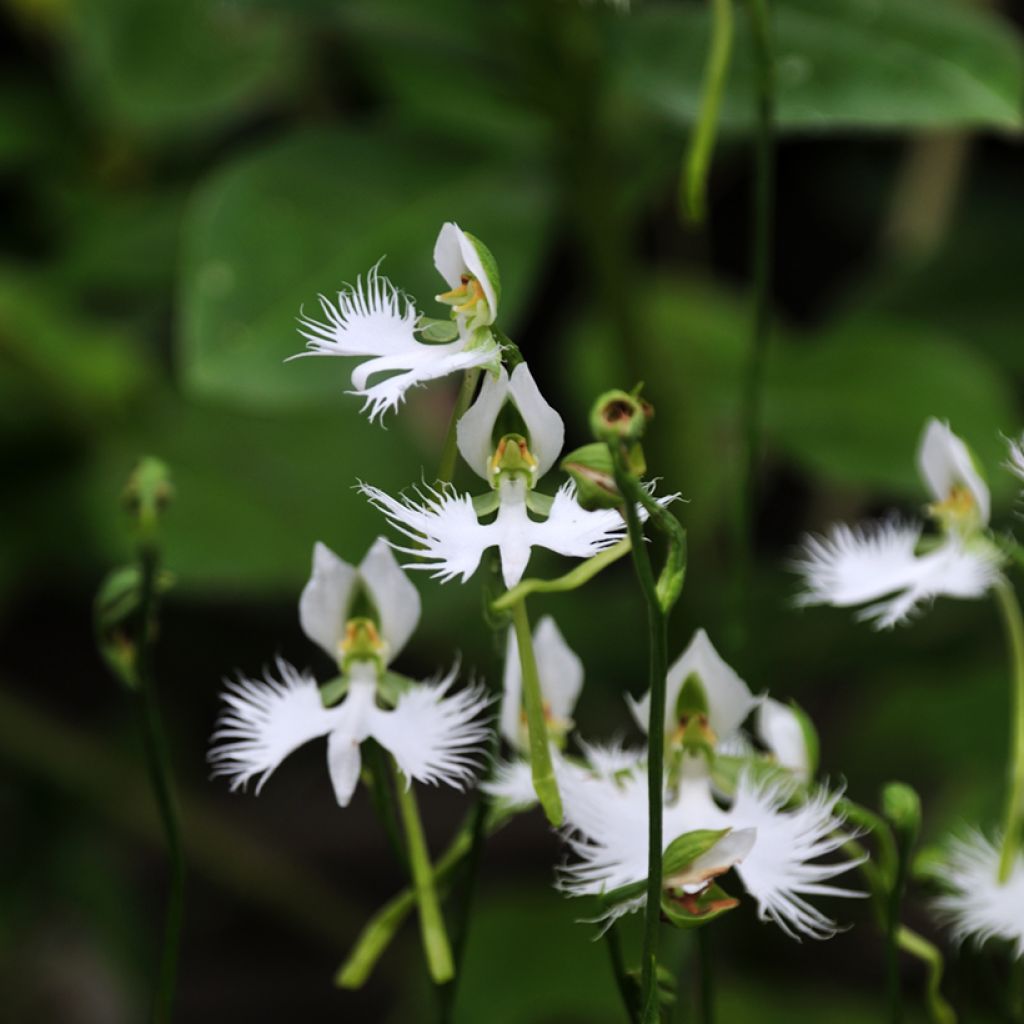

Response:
(207, 223), (1024, 1019)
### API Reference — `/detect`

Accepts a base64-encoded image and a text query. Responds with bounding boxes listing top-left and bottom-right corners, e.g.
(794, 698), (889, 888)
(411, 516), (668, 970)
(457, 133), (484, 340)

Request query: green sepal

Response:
(472, 491), (501, 516)
(660, 881), (740, 930)
(662, 828), (732, 878)
(464, 230), (501, 313)
(675, 672), (709, 717)
(417, 316), (460, 343)
(319, 675), (348, 707)
(710, 754), (743, 796)
(378, 671), (413, 707)
(525, 491), (554, 515)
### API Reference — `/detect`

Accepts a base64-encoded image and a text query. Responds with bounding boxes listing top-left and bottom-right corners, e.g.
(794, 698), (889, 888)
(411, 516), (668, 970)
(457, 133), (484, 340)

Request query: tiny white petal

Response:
(933, 831), (1024, 959)
(433, 222), (498, 322)
(757, 698), (811, 781)
(457, 366), (512, 479)
(507, 363), (565, 479)
(358, 537), (421, 663)
(917, 418), (990, 525)
(299, 542), (359, 660)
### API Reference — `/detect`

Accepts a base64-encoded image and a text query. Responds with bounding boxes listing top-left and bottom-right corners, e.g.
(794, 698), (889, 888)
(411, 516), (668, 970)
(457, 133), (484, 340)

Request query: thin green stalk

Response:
(363, 739), (409, 871)
(437, 368), (482, 484)
(135, 544), (185, 1024)
(682, 0), (735, 223)
(735, 0), (775, 643)
(392, 764), (455, 984)
(896, 927), (956, 1024)
(510, 599), (563, 826)
(696, 927), (715, 1024)
(605, 922), (637, 1024)
(994, 578), (1024, 882)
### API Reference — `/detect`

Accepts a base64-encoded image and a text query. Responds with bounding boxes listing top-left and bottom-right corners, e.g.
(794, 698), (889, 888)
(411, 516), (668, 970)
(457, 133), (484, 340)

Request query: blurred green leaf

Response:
(63, 0), (295, 138)
(618, 0), (1024, 132)
(178, 127), (552, 409)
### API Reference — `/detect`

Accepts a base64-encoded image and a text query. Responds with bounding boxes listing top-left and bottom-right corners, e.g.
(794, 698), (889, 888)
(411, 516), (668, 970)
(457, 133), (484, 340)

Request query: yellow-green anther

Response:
(490, 432), (538, 483)
(340, 617), (386, 673)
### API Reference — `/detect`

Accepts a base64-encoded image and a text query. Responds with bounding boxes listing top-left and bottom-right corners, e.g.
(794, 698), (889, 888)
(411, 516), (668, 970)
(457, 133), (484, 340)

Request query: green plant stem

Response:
(612, 464), (668, 1024)
(682, 0), (735, 223)
(392, 764), (455, 984)
(134, 544), (185, 1024)
(994, 578), (1024, 882)
(363, 740), (409, 871)
(492, 536), (632, 611)
(510, 599), (563, 826)
(696, 927), (716, 1024)
(437, 368), (482, 484)
(897, 927), (956, 1024)
(735, 0), (775, 643)
(604, 922), (637, 1024)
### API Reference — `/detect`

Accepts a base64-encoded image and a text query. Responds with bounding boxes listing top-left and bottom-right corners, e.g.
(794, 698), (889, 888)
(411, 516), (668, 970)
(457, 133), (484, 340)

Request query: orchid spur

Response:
(794, 418), (1003, 628)
(360, 363), (664, 588)
(209, 539), (490, 806)
(291, 223), (503, 422)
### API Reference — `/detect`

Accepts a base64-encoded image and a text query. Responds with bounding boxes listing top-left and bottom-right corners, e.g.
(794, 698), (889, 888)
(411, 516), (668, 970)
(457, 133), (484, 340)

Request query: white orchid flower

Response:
(360, 363), (657, 588)
(933, 831), (1024, 959)
(209, 540), (490, 807)
(794, 418), (1003, 629)
(627, 629), (759, 750)
(558, 753), (862, 939)
(291, 223), (502, 422)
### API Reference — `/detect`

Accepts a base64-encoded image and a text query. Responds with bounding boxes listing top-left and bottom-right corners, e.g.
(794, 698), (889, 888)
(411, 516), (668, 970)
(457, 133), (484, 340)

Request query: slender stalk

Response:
(696, 927), (715, 1024)
(993, 578), (1024, 882)
(510, 599), (563, 826)
(604, 922), (637, 1024)
(437, 368), (482, 484)
(896, 927), (956, 1024)
(363, 740), (409, 871)
(682, 0), (735, 223)
(392, 764), (455, 984)
(134, 543), (185, 1024)
(735, 0), (775, 641)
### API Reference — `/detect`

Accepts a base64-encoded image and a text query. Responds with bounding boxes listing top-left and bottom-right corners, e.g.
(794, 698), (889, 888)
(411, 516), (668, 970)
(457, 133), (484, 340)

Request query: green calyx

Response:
(561, 442), (647, 511)
(590, 386), (654, 444)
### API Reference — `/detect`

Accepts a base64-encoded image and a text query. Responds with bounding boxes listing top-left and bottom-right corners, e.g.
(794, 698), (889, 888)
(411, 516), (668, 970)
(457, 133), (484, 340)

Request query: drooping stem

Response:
(510, 599), (563, 826)
(681, 0), (735, 223)
(696, 927), (716, 1024)
(134, 543), (185, 1024)
(993, 578), (1024, 882)
(392, 763), (455, 984)
(437, 368), (482, 484)
(896, 927), (956, 1024)
(735, 0), (775, 639)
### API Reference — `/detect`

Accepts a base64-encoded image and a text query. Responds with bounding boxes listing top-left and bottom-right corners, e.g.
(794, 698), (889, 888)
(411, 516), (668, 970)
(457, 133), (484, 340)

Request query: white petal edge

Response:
(358, 536), (421, 663)
(917, 418), (990, 525)
(299, 542), (359, 662)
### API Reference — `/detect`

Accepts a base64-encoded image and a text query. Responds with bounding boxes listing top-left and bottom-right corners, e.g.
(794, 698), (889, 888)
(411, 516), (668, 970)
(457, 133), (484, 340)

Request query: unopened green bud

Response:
(122, 456), (173, 547)
(882, 781), (922, 840)
(560, 443), (622, 510)
(590, 388), (653, 444)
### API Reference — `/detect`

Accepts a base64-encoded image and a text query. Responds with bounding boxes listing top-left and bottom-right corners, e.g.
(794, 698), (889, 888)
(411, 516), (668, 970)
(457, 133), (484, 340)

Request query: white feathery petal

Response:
(933, 831), (1024, 959)
(298, 542), (359, 661)
(358, 536), (421, 662)
(359, 481), (494, 584)
(294, 265), (421, 359)
(917, 418), (990, 525)
(1006, 435), (1024, 483)
(369, 666), (493, 791)
(577, 739), (645, 778)
(433, 222), (498, 322)
(756, 698), (811, 781)
(529, 481), (629, 560)
(349, 342), (497, 424)
(208, 659), (345, 794)
(507, 363), (565, 479)
(481, 757), (538, 807)
(457, 366), (511, 479)
(628, 629), (756, 740)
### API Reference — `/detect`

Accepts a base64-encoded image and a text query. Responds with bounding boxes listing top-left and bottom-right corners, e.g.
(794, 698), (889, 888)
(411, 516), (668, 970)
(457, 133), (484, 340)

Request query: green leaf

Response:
(179, 127), (551, 409)
(618, 0), (1024, 133)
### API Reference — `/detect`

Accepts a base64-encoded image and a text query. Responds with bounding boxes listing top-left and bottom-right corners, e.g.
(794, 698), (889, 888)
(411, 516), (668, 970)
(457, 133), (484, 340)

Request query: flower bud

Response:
(590, 388), (653, 444)
(882, 781), (922, 841)
(560, 443), (623, 511)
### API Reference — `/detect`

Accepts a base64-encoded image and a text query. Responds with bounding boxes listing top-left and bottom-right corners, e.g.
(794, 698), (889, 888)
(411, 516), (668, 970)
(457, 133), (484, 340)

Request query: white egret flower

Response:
(209, 540), (490, 806)
(558, 754), (862, 939)
(933, 831), (1024, 958)
(291, 223), (502, 422)
(360, 363), (662, 588)
(794, 418), (1002, 628)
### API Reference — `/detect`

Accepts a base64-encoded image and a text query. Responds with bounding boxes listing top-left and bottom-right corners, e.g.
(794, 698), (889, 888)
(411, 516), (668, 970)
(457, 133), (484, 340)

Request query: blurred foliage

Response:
(2, 0), (1024, 1018)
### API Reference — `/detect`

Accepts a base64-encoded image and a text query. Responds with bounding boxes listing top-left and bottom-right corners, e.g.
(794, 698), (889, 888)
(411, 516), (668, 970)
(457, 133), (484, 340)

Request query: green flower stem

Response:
(682, 0), (735, 223)
(896, 927), (956, 1024)
(735, 0), (775, 641)
(134, 542), (185, 1024)
(838, 798), (899, 888)
(994, 578), (1024, 882)
(491, 536), (632, 612)
(510, 599), (563, 826)
(604, 922), (637, 1024)
(437, 368), (483, 484)
(363, 739), (409, 871)
(392, 764), (455, 984)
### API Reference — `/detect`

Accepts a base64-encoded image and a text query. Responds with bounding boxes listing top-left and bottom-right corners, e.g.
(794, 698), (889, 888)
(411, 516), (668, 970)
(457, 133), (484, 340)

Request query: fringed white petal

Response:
(1007, 435), (1024, 483)
(294, 265), (421, 359)
(576, 739), (645, 779)
(933, 831), (1024, 959)
(358, 536), (421, 662)
(728, 774), (864, 940)
(917, 418), (990, 525)
(481, 757), (538, 808)
(529, 481), (629, 560)
(369, 667), (493, 791)
(628, 628), (756, 740)
(299, 542), (359, 660)
(208, 660), (343, 794)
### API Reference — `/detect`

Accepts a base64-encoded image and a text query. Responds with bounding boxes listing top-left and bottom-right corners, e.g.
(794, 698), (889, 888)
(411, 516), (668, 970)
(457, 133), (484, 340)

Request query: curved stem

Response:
(993, 578), (1024, 882)
(510, 599), (563, 826)
(437, 368), (483, 484)
(392, 764), (454, 984)
(134, 544), (185, 1024)
(682, 0), (735, 223)
(897, 927), (956, 1024)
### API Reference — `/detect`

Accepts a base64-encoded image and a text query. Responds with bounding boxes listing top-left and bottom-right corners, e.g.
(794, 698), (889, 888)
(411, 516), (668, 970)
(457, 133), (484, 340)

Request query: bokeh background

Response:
(3, 0), (1024, 1020)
